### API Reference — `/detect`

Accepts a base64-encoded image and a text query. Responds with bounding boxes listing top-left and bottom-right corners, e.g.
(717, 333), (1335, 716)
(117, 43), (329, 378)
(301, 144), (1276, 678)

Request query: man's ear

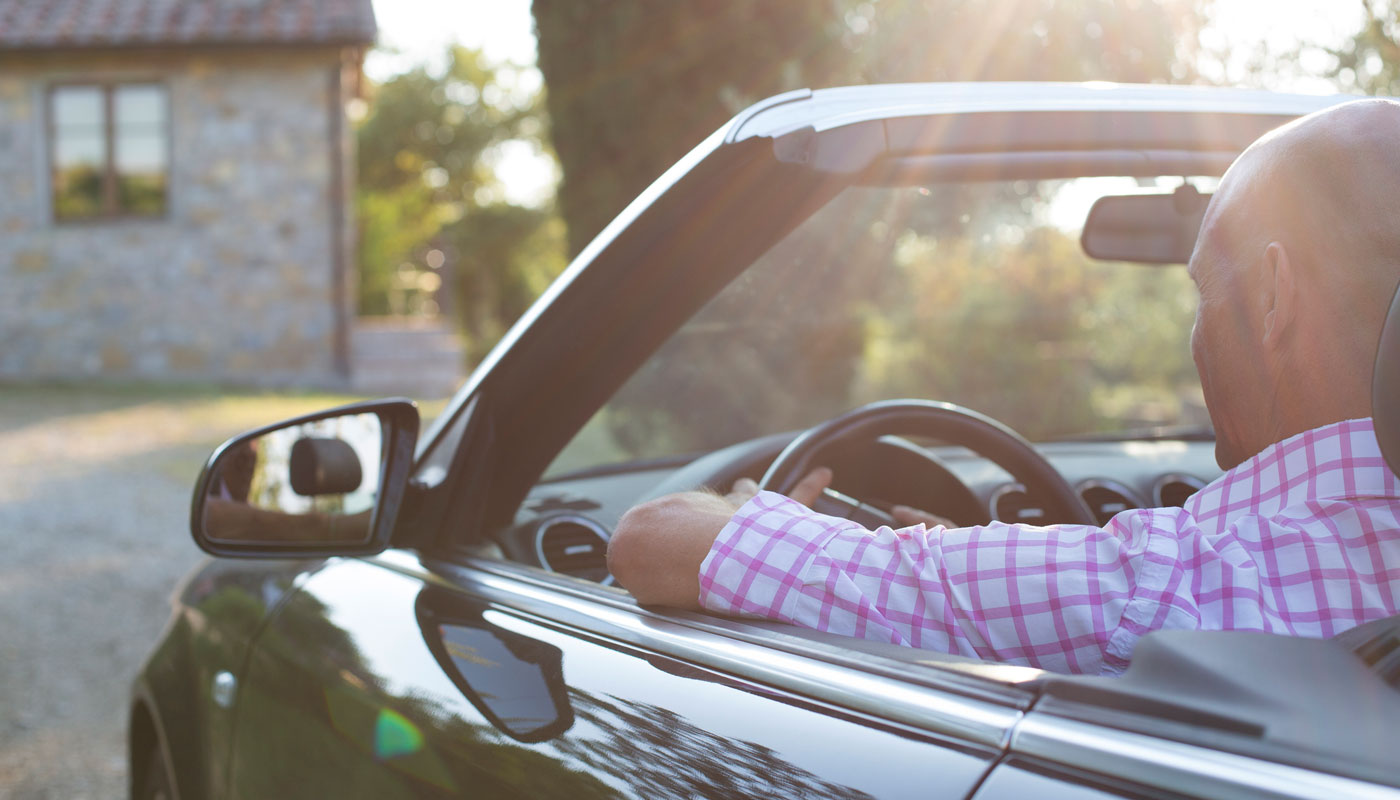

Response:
(1261, 241), (1296, 350)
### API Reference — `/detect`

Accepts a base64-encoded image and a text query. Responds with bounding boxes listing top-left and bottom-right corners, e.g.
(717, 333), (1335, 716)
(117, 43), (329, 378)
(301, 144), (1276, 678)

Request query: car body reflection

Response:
(416, 587), (574, 743)
(215, 557), (992, 798)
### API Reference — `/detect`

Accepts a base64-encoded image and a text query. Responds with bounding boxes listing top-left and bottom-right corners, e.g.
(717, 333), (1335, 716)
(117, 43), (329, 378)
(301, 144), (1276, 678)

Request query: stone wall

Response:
(0, 48), (355, 387)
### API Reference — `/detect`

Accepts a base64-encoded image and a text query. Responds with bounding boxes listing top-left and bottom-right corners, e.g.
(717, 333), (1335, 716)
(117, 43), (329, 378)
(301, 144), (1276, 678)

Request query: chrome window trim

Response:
(368, 550), (1022, 749)
(1012, 714), (1400, 800)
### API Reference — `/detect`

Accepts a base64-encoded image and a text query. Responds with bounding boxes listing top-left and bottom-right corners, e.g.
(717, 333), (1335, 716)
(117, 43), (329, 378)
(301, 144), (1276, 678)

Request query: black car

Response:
(131, 83), (1400, 799)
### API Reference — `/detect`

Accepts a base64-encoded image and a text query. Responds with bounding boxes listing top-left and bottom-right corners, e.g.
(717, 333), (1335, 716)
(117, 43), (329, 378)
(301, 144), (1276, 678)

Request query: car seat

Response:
(1375, 278), (1400, 477)
(1330, 277), (1400, 682)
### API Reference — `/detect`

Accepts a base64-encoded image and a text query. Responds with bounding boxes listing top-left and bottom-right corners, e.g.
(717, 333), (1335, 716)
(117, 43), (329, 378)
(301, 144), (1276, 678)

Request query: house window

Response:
(50, 83), (169, 221)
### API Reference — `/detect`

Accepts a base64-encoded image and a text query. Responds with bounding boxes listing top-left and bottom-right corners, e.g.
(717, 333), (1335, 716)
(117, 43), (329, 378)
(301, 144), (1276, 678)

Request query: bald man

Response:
(607, 99), (1400, 675)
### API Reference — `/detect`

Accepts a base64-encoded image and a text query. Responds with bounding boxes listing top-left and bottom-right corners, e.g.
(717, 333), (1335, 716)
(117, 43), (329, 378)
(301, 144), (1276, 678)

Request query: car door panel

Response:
(226, 555), (1007, 799)
(135, 557), (326, 800)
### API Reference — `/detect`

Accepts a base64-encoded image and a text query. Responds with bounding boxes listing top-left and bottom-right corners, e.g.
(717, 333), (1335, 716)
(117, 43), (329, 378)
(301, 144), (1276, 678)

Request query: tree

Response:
(355, 47), (567, 362)
(531, 1), (851, 258)
(532, 0), (1207, 257)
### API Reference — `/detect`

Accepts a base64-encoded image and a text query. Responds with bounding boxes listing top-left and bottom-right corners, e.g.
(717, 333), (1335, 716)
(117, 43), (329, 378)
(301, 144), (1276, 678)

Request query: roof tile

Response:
(0, 0), (376, 49)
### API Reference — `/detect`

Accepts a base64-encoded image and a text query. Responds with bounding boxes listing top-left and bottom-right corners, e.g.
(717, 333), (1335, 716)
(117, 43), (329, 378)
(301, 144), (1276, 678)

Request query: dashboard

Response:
(501, 433), (1223, 584)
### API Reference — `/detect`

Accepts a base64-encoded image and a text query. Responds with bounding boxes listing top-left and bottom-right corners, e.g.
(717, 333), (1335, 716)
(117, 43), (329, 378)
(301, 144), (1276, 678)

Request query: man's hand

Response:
(608, 465), (952, 609)
(723, 467), (832, 508)
(609, 468), (833, 609)
(728, 467), (954, 528)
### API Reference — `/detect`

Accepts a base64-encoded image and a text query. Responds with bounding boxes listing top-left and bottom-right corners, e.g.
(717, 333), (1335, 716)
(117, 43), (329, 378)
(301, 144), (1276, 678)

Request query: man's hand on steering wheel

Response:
(725, 467), (955, 528)
(724, 467), (830, 508)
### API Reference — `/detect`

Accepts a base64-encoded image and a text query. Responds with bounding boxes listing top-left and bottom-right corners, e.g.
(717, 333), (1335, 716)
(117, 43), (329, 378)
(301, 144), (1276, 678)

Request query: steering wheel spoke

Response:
(810, 488), (898, 529)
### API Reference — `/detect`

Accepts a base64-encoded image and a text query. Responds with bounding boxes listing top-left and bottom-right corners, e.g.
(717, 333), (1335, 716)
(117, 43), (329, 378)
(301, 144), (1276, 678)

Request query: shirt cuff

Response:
(697, 490), (849, 617)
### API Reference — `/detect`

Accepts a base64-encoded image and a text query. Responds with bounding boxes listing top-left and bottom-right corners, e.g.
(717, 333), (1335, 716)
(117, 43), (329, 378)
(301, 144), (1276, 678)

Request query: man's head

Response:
(1188, 98), (1400, 469)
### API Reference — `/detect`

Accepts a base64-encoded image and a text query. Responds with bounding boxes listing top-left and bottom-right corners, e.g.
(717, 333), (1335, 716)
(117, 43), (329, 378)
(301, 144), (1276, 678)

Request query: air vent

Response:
(535, 516), (612, 584)
(989, 484), (1049, 525)
(1154, 473), (1207, 508)
(1077, 480), (1142, 526)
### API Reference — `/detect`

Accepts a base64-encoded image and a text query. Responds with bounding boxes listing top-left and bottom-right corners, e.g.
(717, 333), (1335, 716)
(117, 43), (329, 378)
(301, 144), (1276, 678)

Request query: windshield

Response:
(550, 177), (1211, 476)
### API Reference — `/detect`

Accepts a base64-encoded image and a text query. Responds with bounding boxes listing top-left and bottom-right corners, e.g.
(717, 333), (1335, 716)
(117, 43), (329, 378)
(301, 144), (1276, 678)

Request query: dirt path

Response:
(0, 385), (392, 799)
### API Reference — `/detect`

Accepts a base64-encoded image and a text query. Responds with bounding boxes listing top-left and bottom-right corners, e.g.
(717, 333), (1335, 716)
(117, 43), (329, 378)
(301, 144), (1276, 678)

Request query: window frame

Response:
(46, 79), (172, 224)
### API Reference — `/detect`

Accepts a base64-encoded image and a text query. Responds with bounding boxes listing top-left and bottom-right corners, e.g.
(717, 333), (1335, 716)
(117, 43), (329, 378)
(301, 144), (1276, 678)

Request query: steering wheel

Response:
(759, 399), (1097, 527)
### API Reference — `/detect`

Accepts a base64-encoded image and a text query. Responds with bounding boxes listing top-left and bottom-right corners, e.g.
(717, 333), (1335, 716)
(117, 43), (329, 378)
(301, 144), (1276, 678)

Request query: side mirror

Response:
(190, 399), (419, 558)
(1081, 184), (1210, 265)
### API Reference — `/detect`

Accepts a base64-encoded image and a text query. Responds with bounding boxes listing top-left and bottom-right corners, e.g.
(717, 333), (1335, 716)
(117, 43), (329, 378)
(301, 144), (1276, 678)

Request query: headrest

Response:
(1374, 279), (1400, 476)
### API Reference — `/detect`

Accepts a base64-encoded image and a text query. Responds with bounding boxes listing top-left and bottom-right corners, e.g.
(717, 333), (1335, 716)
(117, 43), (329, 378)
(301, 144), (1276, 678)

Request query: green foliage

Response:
(863, 226), (1200, 440)
(356, 183), (448, 316)
(115, 172), (167, 216)
(355, 47), (567, 359)
(52, 166), (104, 219)
(562, 182), (1202, 470)
(442, 203), (568, 363)
(531, 0), (846, 257)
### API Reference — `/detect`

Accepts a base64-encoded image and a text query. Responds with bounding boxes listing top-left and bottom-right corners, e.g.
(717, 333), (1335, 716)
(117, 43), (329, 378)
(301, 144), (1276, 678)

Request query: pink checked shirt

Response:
(698, 418), (1400, 675)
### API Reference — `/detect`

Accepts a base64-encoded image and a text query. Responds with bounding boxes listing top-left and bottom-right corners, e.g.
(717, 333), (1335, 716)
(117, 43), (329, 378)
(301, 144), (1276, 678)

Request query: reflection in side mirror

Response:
(290, 437), (364, 496)
(191, 399), (418, 558)
(1081, 184), (1210, 265)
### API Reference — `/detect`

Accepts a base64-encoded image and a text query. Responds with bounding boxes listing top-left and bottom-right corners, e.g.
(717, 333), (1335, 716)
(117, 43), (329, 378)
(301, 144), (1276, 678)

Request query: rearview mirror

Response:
(1081, 184), (1209, 265)
(190, 399), (419, 558)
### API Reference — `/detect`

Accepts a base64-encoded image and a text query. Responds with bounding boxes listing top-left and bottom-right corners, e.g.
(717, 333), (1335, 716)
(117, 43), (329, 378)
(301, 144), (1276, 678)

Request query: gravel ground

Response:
(0, 384), (393, 799)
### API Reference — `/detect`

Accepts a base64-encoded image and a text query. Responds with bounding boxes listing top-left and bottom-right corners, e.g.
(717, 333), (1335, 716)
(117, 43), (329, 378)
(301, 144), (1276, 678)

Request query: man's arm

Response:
(610, 468), (1194, 674)
(608, 469), (833, 608)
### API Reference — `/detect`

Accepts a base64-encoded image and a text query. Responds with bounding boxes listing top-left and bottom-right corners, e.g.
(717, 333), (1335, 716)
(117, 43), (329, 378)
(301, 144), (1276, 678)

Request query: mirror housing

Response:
(189, 399), (419, 558)
(1081, 184), (1209, 265)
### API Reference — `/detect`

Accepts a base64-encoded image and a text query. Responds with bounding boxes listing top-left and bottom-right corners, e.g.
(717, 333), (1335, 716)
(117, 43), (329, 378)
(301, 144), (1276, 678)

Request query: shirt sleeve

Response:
(697, 490), (1196, 675)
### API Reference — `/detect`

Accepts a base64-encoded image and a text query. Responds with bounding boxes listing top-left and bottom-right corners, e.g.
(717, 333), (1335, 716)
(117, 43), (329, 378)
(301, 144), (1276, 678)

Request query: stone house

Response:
(0, 0), (377, 387)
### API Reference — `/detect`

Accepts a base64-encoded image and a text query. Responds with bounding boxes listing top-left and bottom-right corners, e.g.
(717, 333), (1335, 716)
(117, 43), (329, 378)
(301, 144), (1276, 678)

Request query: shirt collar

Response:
(1186, 418), (1400, 525)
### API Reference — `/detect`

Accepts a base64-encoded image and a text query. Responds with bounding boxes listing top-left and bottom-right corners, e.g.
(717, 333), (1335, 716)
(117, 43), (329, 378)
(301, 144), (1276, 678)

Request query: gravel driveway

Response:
(0, 384), (384, 799)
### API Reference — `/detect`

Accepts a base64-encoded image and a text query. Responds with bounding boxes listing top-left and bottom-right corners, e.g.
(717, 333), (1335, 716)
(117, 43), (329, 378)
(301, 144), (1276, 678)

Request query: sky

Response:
(363, 1), (1366, 202)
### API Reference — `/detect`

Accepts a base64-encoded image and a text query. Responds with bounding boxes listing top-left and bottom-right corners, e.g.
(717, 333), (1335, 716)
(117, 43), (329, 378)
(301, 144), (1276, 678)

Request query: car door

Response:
(973, 631), (1400, 800)
(224, 549), (1026, 799)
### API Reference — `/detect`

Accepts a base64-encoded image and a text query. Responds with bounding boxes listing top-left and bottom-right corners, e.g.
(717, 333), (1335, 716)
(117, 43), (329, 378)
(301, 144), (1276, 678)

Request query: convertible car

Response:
(131, 84), (1400, 799)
